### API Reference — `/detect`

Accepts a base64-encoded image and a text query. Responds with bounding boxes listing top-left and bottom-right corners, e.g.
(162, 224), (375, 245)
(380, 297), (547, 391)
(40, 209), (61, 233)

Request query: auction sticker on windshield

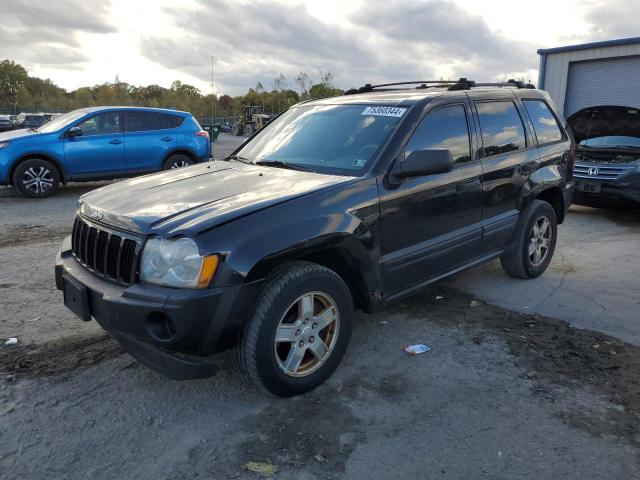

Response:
(361, 106), (407, 117)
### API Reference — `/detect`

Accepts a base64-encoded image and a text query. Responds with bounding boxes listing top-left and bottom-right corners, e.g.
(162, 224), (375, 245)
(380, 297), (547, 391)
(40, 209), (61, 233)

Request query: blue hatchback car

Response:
(0, 106), (211, 197)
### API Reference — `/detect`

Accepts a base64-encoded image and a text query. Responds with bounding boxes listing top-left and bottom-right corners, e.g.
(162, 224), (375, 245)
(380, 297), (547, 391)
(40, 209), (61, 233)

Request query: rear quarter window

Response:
(522, 99), (564, 145)
(124, 111), (184, 132)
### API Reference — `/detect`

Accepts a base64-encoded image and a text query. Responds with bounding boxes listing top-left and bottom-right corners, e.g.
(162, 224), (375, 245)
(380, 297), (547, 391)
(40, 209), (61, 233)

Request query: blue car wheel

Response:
(12, 158), (60, 198)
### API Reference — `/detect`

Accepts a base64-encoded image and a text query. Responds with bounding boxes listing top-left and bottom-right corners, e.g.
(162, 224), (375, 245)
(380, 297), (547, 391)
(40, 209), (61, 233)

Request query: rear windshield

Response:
(234, 104), (407, 175)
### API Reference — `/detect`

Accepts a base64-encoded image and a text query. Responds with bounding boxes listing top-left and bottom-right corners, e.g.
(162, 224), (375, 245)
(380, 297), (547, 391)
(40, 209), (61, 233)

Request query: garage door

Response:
(565, 56), (640, 117)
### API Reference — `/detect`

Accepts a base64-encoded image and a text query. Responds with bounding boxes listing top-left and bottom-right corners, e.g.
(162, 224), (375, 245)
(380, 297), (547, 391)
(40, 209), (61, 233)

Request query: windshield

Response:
(36, 110), (88, 133)
(234, 104), (408, 175)
(580, 135), (640, 149)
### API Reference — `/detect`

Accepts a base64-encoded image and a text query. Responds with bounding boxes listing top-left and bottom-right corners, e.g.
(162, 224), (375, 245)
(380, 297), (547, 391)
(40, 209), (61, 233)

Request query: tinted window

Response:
(406, 104), (471, 163)
(476, 101), (526, 157)
(124, 111), (183, 132)
(523, 100), (563, 145)
(77, 112), (120, 136)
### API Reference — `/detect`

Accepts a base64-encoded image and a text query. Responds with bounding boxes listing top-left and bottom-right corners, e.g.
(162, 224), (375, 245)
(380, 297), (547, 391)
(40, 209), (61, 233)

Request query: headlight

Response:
(140, 237), (219, 289)
(0, 142), (10, 149)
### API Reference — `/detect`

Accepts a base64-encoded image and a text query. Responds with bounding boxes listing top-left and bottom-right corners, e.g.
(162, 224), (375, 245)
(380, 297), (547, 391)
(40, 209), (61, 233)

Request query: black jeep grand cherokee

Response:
(56, 79), (574, 396)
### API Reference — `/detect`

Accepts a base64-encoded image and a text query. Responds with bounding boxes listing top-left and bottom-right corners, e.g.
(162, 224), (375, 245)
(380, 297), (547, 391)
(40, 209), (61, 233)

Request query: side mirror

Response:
(67, 127), (82, 138)
(392, 148), (454, 178)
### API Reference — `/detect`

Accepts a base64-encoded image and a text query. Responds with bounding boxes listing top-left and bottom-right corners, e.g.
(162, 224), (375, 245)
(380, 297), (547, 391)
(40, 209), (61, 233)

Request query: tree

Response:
(0, 60), (28, 107)
(295, 71), (311, 98)
(273, 73), (288, 92)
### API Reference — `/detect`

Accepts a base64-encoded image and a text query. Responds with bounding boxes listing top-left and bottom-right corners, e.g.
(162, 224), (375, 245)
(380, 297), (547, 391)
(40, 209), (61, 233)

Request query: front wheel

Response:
(12, 158), (60, 198)
(238, 262), (353, 397)
(500, 199), (558, 278)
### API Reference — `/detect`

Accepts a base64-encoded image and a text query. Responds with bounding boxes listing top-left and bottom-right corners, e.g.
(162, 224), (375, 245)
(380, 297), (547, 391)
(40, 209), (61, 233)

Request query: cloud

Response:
(0, 0), (116, 68)
(139, 0), (541, 94)
(139, 0), (431, 94)
(580, 0), (640, 40)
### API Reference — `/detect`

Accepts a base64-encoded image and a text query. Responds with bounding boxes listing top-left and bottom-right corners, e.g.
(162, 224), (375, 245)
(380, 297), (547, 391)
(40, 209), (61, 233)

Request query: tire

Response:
(163, 154), (194, 170)
(238, 261), (353, 397)
(12, 158), (60, 198)
(244, 123), (255, 136)
(500, 199), (558, 279)
(232, 124), (242, 136)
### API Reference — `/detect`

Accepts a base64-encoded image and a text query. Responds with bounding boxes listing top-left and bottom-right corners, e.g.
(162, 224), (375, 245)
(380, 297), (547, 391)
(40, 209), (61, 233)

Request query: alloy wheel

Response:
(529, 215), (552, 266)
(22, 166), (53, 195)
(170, 160), (190, 169)
(274, 291), (340, 378)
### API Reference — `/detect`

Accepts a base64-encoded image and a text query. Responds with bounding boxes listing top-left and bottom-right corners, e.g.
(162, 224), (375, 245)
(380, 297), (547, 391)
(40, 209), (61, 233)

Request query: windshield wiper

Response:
(225, 154), (252, 164)
(255, 160), (311, 172)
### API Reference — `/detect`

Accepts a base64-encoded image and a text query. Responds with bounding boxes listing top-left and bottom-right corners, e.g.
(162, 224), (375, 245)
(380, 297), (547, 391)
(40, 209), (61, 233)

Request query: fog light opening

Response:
(146, 312), (177, 342)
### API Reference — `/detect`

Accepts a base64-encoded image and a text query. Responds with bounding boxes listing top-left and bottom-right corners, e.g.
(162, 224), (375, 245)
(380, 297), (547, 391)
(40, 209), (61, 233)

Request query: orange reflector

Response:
(197, 255), (219, 288)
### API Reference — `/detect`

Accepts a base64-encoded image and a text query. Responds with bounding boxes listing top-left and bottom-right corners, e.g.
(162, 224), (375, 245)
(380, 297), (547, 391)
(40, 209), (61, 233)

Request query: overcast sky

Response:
(0, 0), (637, 95)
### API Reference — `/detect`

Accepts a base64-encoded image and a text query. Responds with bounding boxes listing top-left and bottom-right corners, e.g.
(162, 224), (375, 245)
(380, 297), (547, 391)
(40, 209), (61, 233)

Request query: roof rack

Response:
(343, 78), (535, 95)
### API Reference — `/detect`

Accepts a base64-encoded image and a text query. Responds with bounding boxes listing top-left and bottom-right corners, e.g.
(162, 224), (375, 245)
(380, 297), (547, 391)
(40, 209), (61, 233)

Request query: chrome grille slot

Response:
(574, 163), (634, 181)
(71, 216), (142, 285)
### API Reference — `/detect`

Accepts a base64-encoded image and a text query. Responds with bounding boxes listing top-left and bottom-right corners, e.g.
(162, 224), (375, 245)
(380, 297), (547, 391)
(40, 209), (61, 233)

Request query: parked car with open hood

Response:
(55, 79), (574, 396)
(0, 106), (211, 197)
(568, 105), (640, 207)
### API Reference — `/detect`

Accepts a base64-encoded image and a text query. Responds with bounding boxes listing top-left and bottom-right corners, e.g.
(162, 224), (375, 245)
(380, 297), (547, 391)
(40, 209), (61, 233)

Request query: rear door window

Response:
(406, 104), (472, 163)
(522, 100), (564, 145)
(476, 101), (527, 157)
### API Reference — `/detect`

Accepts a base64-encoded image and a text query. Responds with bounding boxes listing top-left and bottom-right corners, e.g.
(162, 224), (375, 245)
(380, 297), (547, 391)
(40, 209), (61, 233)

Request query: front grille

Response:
(71, 216), (142, 285)
(574, 163), (634, 181)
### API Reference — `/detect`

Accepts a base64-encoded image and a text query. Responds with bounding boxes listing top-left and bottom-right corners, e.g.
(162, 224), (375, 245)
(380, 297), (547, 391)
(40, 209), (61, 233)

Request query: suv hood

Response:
(567, 105), (640, 144)
(79, 162), (354, 235)
(0, 128), (40, 142)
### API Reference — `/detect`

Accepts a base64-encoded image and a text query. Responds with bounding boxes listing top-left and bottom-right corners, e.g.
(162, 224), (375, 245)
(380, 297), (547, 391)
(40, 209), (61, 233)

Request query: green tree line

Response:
(0, 59), (344, 120)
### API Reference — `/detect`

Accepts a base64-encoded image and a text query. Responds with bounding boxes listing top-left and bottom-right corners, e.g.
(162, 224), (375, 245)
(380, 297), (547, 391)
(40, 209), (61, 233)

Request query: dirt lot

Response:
(1, 133), (639, 478)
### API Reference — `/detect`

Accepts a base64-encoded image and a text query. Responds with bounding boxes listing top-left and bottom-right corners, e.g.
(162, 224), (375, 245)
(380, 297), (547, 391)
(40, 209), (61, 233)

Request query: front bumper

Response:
(55, 236), (260, 379)
(573, 164), (640, 206)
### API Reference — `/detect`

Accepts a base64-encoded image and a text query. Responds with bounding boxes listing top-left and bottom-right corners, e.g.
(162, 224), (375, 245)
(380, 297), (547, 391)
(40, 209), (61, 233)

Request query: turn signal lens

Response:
(197, 255), (220, 288)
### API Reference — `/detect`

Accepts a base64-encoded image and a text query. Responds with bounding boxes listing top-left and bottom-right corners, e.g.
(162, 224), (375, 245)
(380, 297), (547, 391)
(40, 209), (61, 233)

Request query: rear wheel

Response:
(232, 124), (242, 136)
(163, 154), (194, 170)
(244, 123), (255, 136)
(500, 199), (557, 278)
(238, 262), (353, 397)
(12, 158), (60, 198)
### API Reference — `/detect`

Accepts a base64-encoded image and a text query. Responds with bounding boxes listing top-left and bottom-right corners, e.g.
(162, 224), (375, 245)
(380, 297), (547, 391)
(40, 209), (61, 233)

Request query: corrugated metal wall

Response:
(540, 43), (640, 116)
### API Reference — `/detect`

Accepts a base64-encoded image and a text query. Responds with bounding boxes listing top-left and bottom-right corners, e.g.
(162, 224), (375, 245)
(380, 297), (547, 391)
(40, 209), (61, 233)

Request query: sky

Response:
(0, 0), (637, 96)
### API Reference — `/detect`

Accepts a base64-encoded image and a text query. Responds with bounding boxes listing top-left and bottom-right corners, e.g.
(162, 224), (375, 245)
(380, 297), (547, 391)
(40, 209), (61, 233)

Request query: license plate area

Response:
(577, 181), (601, 193)
(63, 275), (91, 321)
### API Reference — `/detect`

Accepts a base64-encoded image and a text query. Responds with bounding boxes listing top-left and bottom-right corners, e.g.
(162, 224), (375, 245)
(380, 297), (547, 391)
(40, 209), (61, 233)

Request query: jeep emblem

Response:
(88, 208), (103, 221)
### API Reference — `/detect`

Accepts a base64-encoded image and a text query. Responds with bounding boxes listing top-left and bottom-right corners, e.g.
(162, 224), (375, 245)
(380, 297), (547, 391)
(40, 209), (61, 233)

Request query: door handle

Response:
(456, 178), (480, 192)
(521, 160), (538, 174)
(161, 136), (174, 142)
(109, 139), (123, 145)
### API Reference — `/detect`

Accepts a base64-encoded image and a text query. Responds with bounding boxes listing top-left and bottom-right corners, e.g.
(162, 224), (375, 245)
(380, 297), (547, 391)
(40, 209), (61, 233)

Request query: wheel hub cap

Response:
(529, 215), (552, 266)
(23, 166), (53, 194)
(274, 291), (340, 378)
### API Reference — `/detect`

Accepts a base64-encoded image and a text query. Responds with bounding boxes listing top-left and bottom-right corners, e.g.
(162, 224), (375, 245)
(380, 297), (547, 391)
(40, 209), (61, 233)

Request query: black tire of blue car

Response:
(500, 199), (558, 279)
(238, 262), (354, 397)
(12, 158), (61, 198)
(163, 154), (194, 170)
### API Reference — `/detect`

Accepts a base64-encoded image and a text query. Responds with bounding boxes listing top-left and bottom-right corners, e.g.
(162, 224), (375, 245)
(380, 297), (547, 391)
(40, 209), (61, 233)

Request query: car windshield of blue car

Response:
(36, 110), (87, 133)
(234, 104), (408, 175)
(580, 136), (640, 149)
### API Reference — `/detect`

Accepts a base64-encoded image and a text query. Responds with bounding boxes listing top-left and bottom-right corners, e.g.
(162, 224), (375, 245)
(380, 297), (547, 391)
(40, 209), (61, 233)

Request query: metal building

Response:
(537, 37), (640, 118)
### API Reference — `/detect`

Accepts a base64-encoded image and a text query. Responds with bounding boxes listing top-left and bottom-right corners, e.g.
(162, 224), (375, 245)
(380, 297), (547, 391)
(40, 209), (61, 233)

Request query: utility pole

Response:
(211, 55), (215, 129)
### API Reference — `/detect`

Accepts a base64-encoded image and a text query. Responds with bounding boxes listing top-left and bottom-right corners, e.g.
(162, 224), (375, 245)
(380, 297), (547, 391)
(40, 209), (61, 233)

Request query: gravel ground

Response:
(0, 132), (639, 478)
(1, 288), (639, 479)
